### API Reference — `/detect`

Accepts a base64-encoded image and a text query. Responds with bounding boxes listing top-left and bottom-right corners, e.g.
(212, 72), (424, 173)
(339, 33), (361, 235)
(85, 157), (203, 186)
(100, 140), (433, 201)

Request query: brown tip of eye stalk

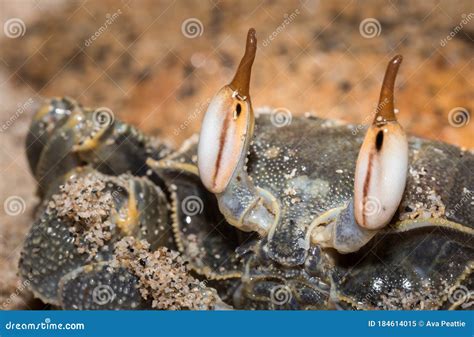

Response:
(375, 55), (403, 125)
(230, 28), (257, 98)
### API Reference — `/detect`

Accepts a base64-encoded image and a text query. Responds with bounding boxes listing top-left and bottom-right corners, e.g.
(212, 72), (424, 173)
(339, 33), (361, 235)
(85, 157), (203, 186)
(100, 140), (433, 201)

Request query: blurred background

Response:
(0, 0), (472, 309)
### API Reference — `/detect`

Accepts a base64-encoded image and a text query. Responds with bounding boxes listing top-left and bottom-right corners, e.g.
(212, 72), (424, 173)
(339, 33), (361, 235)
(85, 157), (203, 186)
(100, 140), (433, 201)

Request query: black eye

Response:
(235, 103), (242, 117)
(375, 130), (384, 151)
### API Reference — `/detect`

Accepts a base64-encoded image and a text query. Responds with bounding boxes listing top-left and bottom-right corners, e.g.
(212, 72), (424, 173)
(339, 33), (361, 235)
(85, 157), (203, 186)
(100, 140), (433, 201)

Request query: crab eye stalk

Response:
(198, 28), (257, 193)
(354, 55), (408, 230)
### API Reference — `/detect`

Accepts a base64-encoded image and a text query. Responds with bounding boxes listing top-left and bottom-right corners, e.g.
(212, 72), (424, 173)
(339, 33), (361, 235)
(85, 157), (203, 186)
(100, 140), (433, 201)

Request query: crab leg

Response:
(353, 55), (408, 230)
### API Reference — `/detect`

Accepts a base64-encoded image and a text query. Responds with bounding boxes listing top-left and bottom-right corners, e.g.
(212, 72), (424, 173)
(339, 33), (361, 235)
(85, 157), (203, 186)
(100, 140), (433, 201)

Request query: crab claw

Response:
(198, 28), (257, 193)
(354, 55), (408, 230)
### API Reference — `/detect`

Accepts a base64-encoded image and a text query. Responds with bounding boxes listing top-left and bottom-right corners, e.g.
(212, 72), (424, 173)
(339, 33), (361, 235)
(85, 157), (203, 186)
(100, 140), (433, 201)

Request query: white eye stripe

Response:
(198, 29), (257, 194)
(354, 123), (408, 229)
(214, 113), (239, 185)
(198, 87), (252, 193)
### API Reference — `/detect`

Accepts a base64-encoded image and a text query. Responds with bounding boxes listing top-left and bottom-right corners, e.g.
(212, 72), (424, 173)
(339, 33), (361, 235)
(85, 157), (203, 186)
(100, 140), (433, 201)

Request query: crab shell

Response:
(19, 166), (173, 308)
(151, 110), (473, 310)
(20, 103), (473, 310)
(20, 100), (234, 309)
(25, 97), (171, 196)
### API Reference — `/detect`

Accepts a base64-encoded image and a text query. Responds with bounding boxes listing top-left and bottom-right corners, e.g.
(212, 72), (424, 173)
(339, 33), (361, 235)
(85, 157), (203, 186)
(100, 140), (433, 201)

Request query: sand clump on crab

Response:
(47, 172), (115, 257)
(111, 237), (217, 310)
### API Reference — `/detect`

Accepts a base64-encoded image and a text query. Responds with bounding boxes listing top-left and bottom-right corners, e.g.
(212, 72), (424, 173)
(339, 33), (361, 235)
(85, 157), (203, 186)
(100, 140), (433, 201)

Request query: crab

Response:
(19, 29), (473, 310)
